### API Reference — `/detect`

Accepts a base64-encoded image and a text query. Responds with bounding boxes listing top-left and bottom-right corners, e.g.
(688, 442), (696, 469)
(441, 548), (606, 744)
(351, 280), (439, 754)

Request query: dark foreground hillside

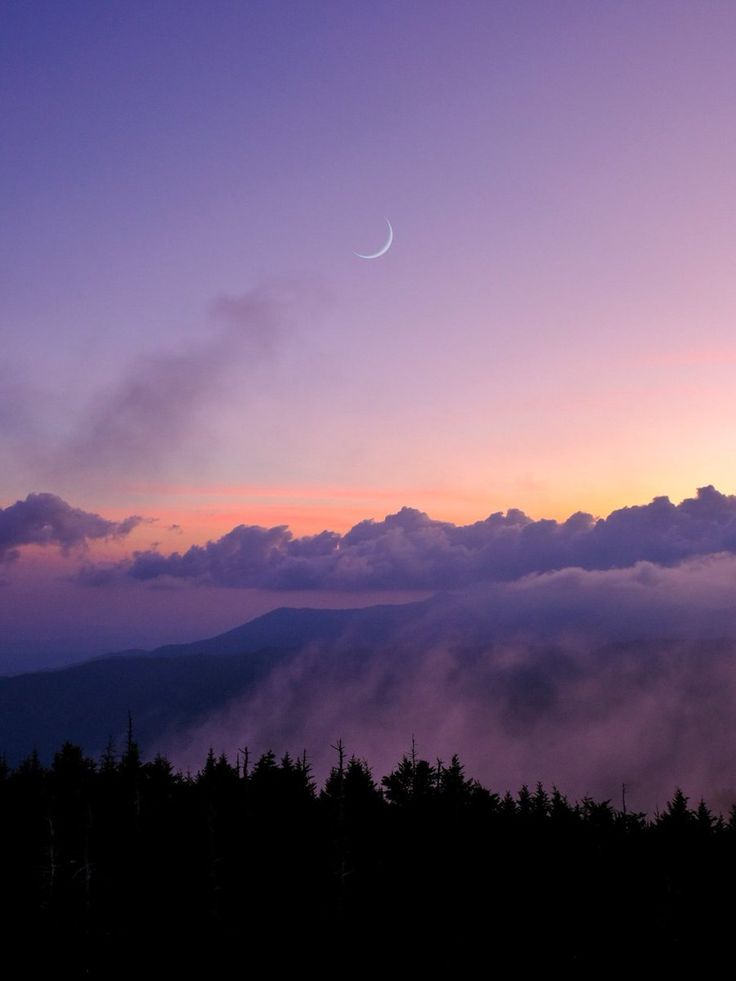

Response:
(1, 735), (733, 976)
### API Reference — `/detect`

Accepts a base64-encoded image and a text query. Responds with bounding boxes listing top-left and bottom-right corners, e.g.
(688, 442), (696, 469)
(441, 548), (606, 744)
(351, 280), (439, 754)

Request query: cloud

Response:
(0, 492), (142, 562)
(156, 553), (736, 813)
(1, 283), (298, 485)
(7, 484), (736, 810)
(57, 287), (282, 476)
(126, 485), (736, 590)
(0, 365), (33, 441)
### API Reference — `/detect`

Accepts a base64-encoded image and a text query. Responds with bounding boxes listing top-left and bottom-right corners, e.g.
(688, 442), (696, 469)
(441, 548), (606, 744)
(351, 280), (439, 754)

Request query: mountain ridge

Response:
(1, 597), (438, 763)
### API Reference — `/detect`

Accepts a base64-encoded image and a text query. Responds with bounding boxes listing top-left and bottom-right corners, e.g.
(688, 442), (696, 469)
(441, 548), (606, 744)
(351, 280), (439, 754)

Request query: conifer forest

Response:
(1, 728), (733, 976)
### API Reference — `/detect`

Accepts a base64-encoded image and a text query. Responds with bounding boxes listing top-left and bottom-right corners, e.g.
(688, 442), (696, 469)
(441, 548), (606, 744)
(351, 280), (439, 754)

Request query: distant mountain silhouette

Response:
(0, 599), (434, 763)
(132, 598), (436, 659)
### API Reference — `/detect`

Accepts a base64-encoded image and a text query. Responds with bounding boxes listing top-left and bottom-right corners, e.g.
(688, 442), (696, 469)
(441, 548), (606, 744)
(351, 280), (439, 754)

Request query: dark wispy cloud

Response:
(1, 284), (297, 485)
(58, 287), (283, 476)
(0, 493), (142, 562)
(0, 365), (33, 441)
(127, 485), (736, 590)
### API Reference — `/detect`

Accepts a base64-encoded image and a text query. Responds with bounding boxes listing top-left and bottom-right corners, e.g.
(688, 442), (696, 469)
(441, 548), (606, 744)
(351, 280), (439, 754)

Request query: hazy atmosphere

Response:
(4, 2), (736, 814)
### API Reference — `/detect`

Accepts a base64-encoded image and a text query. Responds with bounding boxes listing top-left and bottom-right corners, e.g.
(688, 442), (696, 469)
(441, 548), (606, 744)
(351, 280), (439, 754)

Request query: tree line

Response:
(1, 727), (733, 975)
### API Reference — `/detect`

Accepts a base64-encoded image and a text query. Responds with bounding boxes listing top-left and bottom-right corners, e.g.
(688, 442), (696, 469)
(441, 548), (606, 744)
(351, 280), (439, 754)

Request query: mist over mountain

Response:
(0, 601), (431, 763)
(135, 599), (434, 659)
(7, 555), (736, 814)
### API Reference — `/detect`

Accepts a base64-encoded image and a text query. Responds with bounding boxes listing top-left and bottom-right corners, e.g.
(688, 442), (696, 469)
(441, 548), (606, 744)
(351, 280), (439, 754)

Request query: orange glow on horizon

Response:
(88, 476), (736, 553)
(7, 474), (736, 568)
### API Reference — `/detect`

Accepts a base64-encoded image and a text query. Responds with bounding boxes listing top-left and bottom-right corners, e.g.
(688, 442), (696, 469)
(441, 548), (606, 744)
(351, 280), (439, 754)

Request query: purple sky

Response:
(4, 3), (736, 669)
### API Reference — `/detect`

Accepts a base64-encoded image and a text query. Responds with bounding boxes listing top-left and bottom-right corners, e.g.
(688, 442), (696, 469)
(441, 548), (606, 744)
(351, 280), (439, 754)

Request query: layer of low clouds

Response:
(5, 486), (736, 809)
(127, 484), (736, 589)
(158, 553), (736, 813)
(0, 492), (141, 562)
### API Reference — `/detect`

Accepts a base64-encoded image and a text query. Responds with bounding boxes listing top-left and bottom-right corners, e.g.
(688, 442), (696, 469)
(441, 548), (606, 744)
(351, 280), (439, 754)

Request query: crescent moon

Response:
(353, 217), (393, 259)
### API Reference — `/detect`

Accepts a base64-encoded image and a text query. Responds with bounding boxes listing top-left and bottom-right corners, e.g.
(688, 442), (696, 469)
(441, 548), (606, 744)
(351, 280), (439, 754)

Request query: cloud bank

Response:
(0, 493), (141, 562)
(158, 553), (736, 813)
(128, 485), (736, 589)
(6, 486), (736, 810)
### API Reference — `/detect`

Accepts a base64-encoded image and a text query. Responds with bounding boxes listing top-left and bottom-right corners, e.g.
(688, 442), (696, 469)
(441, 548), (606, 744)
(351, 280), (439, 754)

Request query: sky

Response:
(4, 1), (736, 668)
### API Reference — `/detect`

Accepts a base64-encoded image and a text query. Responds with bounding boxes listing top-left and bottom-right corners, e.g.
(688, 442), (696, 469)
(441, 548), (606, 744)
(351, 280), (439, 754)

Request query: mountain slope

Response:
(1, 599), (434, 763)
(0, 647), (292, 764)
(102, 598), (435, 660)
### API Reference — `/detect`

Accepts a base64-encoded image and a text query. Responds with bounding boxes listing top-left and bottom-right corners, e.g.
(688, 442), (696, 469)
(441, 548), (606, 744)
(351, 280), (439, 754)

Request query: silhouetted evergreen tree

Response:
(696, 798), (717, 834)
(658, 787), (694, 830)
(438, 753), (475, 804)
(2, 735), (736, 974)
(531, 781), (550, 820)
